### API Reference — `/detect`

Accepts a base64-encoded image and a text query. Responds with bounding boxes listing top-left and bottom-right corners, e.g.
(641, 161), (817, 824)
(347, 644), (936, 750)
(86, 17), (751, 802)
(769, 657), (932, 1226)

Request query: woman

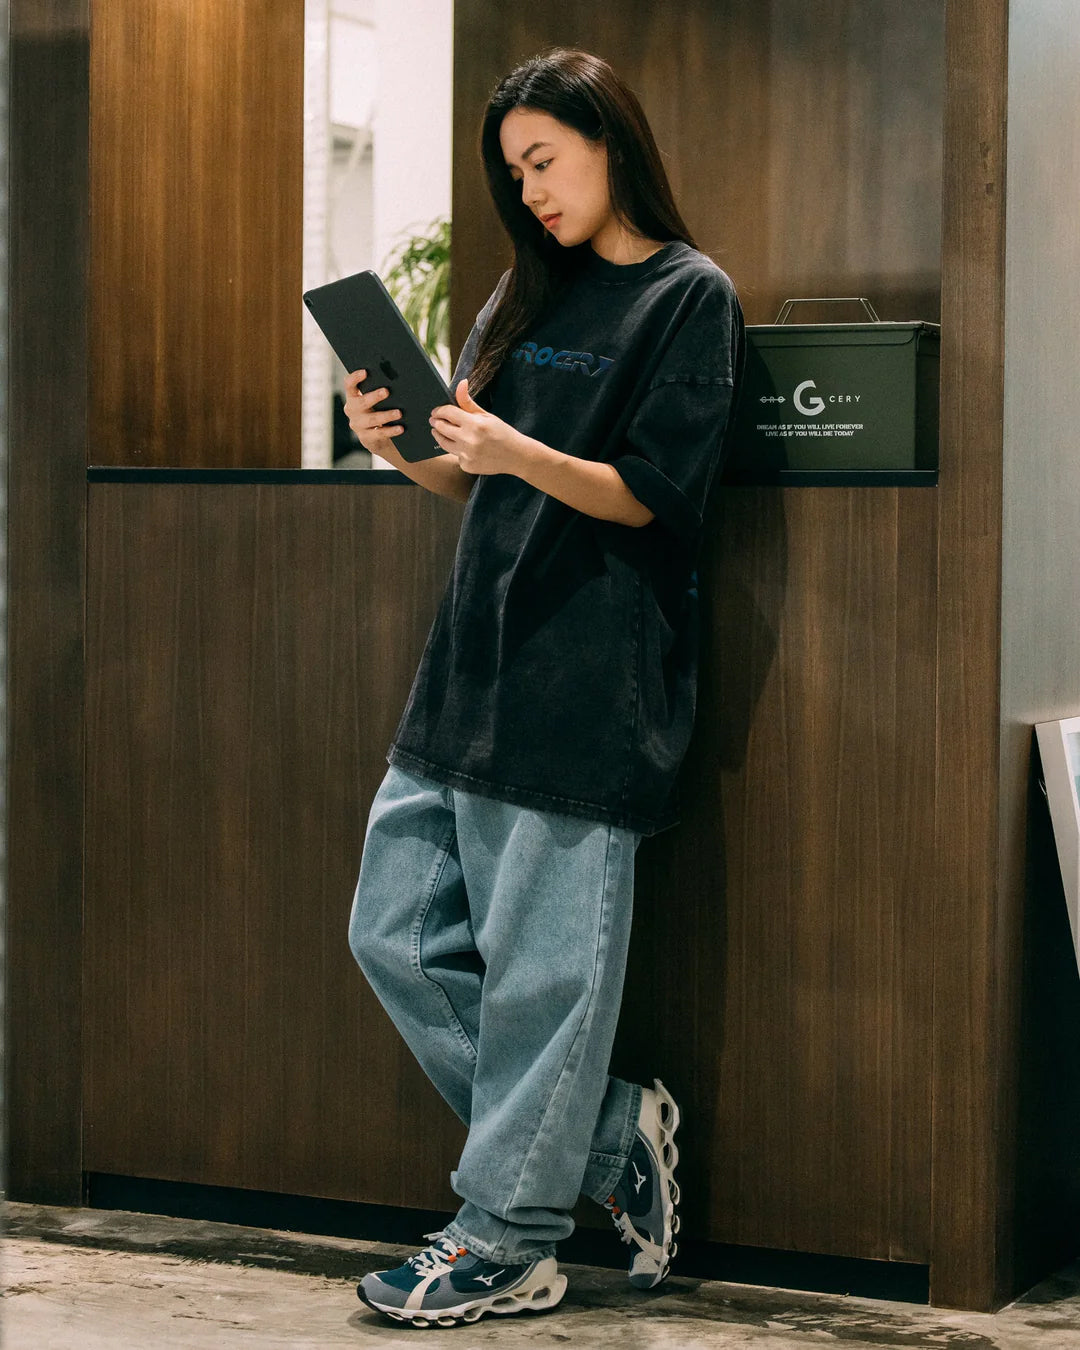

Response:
(344, 46), (745, 1329)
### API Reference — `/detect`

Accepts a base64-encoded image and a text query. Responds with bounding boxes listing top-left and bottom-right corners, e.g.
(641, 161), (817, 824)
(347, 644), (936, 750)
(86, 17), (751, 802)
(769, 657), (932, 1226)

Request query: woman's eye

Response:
(510, 159), (551, 190)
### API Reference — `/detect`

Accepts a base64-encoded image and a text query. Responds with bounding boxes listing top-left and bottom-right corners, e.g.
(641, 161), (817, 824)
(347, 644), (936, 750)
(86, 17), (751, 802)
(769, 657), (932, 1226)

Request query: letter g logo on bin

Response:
(794, 380), (826, 416)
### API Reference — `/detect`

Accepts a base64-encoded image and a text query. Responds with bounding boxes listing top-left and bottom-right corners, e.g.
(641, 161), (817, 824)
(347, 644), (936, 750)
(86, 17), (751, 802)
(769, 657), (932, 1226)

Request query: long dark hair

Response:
(467, 48), (697, 399)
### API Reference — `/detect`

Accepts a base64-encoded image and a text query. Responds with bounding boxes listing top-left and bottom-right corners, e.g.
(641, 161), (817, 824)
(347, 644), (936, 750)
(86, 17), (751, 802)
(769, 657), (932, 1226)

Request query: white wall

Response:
(330, 3), (377, 128)
(999, 0), (1080, 928)
(303, 0), (453, 467)
(1000, 0), (1080, 719)
(371, 0), (453, 277)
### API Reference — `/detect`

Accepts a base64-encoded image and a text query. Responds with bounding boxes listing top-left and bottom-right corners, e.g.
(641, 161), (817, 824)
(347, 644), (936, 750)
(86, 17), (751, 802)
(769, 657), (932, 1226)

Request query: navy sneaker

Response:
(356, 1229), (567, 1328)
(602, 1078), (681, 1287)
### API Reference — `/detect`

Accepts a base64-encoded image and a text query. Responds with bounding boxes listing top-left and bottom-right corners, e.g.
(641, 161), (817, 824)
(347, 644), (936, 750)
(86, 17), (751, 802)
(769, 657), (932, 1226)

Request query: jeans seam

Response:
(617, 1081), (644, 1160)
(593, 1080), (644, 1202)
(502, 825), (616, 1221)
(408, 818), (479, 1064)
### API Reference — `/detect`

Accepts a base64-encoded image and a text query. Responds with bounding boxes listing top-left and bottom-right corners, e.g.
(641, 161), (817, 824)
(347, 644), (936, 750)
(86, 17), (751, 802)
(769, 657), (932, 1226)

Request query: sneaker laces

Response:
(408, 1231), (468, 1275)
(601, 1194), (636, 1246)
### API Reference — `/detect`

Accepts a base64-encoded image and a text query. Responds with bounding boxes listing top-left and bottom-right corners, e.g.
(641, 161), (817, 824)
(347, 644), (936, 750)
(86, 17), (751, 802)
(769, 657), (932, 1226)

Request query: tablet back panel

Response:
(303, 269), (452, 463)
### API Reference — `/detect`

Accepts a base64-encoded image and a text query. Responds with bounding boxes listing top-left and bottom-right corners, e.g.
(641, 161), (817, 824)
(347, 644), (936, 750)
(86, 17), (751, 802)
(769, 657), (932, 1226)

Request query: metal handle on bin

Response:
(774, 296), (881, 324)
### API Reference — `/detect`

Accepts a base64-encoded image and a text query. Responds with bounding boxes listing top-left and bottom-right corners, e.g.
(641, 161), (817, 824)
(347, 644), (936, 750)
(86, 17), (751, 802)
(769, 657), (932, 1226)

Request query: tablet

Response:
(303, 269), (452, 463)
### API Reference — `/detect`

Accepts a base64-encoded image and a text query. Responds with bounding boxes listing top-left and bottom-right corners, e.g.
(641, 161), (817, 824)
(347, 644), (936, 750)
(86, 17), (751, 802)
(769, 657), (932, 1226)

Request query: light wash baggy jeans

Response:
(347, 761), (646, 1264)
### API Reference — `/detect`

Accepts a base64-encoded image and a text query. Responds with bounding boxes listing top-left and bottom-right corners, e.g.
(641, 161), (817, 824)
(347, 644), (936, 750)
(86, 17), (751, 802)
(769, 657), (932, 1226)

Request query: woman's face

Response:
(499, 106), (613, 249)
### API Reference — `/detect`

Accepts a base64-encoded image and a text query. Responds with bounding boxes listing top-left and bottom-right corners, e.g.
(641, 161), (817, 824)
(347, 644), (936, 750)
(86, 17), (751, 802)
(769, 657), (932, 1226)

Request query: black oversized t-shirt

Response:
(386, 239), (745, 835)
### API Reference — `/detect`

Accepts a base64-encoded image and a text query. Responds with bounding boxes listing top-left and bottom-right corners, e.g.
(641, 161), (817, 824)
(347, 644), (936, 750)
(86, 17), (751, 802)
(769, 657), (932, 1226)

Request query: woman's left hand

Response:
(429, 380), (529, 476)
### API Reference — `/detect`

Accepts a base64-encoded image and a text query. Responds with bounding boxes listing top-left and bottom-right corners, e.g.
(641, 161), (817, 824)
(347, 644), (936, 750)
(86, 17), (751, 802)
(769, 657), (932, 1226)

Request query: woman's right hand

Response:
(343, 369), (406, 455)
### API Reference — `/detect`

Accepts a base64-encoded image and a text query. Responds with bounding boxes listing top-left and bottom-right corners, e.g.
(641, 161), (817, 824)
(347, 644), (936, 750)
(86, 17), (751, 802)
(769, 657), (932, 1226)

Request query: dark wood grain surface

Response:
(15, 0), (1070, 1315)
(6, 0), (89, 1205)
(84, 483), (468, 1204)
(83, 477), (938, 1263)
(88, 0), (304, 466)
(450, 0), (944, 343)
(930, 0), (1009, 1310)
(615, 484), (937, 1263)
(450, 0), (947, 1273)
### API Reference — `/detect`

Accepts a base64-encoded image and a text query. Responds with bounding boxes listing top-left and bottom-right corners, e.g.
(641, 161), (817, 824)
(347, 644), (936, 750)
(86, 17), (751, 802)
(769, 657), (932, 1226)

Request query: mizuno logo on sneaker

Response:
(474, 1269), (505, 1286)
(601, 1080), (682, 1291)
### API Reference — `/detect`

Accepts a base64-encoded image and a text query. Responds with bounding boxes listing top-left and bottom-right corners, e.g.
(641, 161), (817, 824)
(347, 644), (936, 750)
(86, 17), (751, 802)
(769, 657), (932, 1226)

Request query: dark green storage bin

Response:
(722, 298), (940, 485)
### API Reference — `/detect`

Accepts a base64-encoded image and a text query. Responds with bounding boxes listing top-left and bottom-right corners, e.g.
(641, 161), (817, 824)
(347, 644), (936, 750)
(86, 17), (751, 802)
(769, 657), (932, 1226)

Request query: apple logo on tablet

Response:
(380, 359), (399, 381)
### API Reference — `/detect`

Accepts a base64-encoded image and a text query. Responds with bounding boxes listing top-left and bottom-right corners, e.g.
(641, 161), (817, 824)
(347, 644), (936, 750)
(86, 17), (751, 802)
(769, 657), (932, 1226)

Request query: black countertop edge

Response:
(87, 467), (414, 484)
(86, 467), (939, 488)
(721, 469), (939, 487)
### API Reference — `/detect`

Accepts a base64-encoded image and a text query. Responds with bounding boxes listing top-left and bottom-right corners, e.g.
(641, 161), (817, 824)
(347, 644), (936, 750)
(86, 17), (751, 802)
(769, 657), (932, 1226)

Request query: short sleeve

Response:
(450, 269), (511, 390)
(610, 271), (745, 545)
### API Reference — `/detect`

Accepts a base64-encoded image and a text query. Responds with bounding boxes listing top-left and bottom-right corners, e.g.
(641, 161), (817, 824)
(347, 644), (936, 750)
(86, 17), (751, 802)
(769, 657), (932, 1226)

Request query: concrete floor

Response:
(3, 1202), (1080, 1349)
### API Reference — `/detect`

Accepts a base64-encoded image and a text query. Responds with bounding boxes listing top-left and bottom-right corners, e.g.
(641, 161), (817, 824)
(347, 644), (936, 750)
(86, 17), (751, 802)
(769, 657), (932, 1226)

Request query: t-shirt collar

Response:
(576, 238), (687, 285)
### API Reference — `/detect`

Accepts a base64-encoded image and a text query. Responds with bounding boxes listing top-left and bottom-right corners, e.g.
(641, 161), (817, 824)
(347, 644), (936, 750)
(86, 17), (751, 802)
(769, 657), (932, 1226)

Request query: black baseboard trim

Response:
(78, 1173), (930, 1304)
(84, 467), (939, 489)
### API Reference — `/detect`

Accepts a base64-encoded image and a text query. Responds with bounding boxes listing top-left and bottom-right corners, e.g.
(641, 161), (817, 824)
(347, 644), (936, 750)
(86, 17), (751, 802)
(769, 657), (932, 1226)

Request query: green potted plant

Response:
(380, 216), (451, 376)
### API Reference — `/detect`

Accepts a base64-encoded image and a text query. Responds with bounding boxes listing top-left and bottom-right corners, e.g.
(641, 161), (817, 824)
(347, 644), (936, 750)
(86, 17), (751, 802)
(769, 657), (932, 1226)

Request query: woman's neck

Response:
(588, 221), (666, 267)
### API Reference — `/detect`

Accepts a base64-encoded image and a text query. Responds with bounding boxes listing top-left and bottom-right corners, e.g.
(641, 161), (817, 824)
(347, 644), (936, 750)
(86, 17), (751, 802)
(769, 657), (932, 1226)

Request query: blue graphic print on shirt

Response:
(511, 341), (614, 377)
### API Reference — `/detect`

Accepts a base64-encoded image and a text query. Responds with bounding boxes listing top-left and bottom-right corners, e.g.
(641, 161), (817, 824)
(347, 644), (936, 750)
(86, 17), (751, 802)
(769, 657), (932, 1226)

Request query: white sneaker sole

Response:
(360, 1259), (568, 1328)
(628, 1077), (681, 1287)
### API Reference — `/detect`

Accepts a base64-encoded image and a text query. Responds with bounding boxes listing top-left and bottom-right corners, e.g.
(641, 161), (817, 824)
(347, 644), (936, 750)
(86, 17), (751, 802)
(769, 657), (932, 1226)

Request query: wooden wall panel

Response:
(89, 2), (304, 467)
(84, 483), (467, 1206)
(15, 0), (1046, 1313)
(452, 0), (946, 1268)
(450, 0), (944, 346)
(614, 485), (937, 1262)
(82, 478), (938, 1263)
(931, 0), (1009, 1310)
(6, 0), (89, 1204)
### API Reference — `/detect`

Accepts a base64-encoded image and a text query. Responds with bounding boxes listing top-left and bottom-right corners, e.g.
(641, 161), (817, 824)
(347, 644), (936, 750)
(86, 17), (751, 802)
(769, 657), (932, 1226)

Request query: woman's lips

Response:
(541, 214), (561, 228)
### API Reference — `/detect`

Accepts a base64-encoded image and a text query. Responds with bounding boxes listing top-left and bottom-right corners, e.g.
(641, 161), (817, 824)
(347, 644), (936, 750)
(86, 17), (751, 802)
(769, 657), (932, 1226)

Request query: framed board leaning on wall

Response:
(1035, 716), (1080, 977)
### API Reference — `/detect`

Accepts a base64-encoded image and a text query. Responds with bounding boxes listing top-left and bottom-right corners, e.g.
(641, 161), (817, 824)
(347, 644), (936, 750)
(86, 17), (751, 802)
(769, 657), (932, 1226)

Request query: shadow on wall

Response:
(610, 478), (787, 1236)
